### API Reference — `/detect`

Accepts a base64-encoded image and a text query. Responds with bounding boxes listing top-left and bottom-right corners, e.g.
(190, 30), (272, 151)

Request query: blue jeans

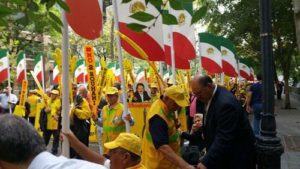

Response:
(252, 103), (262, 136)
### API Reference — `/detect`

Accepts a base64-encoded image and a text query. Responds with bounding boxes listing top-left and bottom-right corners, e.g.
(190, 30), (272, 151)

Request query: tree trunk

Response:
(284, 75), (291, 109)
(282, 54), (292, 109)
(293, 0), (300, 51)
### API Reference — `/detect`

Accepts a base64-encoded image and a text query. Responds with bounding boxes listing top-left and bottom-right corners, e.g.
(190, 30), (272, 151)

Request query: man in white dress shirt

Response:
(0, 87), (18, 114)
(0, 114), (106, 169)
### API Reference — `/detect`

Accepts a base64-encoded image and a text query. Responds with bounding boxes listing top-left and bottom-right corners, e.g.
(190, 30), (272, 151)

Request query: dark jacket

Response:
(132, 91), (151, 102)
(201, 86), (255, 169)
(181, 127), (205, 151)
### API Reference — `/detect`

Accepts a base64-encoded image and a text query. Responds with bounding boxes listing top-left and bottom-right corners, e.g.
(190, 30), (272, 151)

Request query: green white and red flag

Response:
(16, 51), (26, 84)
(0, 49), (9, 83)
(199, 33), (223, 74)
(33, 54), (43, 82)
(117, 0), (165, 61)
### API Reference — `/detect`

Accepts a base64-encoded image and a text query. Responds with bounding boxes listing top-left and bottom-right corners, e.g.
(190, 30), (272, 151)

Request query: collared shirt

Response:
(0, 93), (18, 109)
(28, 152), (106, 169)
(100, 102), (134, 126)
(139, 93), (144, 102)
(204, 85), (218, 125)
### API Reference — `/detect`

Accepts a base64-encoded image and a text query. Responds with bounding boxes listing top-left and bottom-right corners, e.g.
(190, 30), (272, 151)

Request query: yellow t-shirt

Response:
(27, 95), (40, 117)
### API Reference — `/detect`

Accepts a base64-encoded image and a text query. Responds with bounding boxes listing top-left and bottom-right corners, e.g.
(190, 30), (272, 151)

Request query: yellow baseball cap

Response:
(164, 85), (189, 107)
(150, 83), (158, 88)
(104, 133), (141, 156)
(50, 90), (59, 95)
(105, 87), (119, 95)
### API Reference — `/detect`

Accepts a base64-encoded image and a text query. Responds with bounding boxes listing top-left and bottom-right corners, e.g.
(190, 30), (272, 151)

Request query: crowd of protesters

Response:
(0, 74), (279, 169)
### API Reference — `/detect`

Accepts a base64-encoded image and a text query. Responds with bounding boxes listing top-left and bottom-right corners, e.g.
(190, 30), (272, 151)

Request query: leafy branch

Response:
(122, 0), (208, 32)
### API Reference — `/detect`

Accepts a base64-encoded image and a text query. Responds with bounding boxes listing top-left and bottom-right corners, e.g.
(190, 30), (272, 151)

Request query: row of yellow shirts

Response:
(26, 95), (93, 130)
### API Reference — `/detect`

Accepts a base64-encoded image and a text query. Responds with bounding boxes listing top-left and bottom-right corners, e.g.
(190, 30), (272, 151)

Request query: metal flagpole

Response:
(41, 55), (45, 91)
(24, 53), (27, 81)
(237, 59), (241, 85)
(7, 51), (12, 114)
(168, 7), (176, 85)
(168, 4), (179, 121)
(236, 59), (241, 95)
(197, 39), (203, 76)
(220, 73), (224, 86)
(61, 3), (70, 157)
(112, 0), (130, 132)
(159, 62), (164, 78)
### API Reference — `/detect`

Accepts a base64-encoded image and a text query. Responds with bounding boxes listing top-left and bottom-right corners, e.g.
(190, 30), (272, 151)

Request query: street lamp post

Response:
(256, 0), (284, 168)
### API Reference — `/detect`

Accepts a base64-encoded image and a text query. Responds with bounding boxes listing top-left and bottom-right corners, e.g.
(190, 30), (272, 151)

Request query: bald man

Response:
(191, 75), (255, 169)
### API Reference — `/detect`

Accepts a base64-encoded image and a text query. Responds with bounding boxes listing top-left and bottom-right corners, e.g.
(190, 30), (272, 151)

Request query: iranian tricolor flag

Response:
(117, 0), (165, 61)
(163, 24), (190, 69)
(219, 36), (238, 77)
(199, 33), (223, 74)
(33, 54), (43, 82)
(136, 68), (145, 82)
(249, 67), (255, 81)
(53, 64), (60, 84)
(75, 59), (86, 83)
(171, 1), (196, 60)
(0, 49), (9, 83)
(238, 59), (251, 80)
(16, 51), (26, 84)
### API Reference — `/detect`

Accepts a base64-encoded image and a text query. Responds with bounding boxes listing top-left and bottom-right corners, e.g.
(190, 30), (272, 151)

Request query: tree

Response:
(203, 0), (298, 109)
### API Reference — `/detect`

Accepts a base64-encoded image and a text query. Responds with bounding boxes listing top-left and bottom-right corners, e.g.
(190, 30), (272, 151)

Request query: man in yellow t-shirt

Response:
(43, 89), (61, 155)
(27, 90), (40, 125)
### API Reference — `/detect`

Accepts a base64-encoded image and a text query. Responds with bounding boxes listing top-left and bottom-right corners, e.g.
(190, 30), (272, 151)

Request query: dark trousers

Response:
(29, 117), (35, 126)
(43, 129), (60, 154)
(70, 120), (89, 159)
(277, 90), (282, 100)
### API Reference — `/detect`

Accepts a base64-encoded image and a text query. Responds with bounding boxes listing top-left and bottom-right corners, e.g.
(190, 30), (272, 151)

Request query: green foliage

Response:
(0, 0), (66, 33)
(124, 0), (207, 31)
(162, 13), (178, 24)
(170, 0), (184, 10)
(203, 0), (298, 84)
(130, 12), (155, 22)
(127, 23), (148, 32)
(191, 6), (207, 24)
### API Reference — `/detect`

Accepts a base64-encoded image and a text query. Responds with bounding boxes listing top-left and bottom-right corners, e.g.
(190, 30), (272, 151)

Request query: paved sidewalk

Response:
(274, 94), (300, 169)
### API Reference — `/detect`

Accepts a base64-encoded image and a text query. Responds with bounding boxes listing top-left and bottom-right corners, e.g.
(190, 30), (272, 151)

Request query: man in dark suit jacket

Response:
(191, 75), (255, 169)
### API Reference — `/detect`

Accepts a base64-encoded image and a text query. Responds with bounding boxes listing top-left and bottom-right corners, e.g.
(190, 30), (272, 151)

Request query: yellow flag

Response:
(84, 45), (99, 119)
